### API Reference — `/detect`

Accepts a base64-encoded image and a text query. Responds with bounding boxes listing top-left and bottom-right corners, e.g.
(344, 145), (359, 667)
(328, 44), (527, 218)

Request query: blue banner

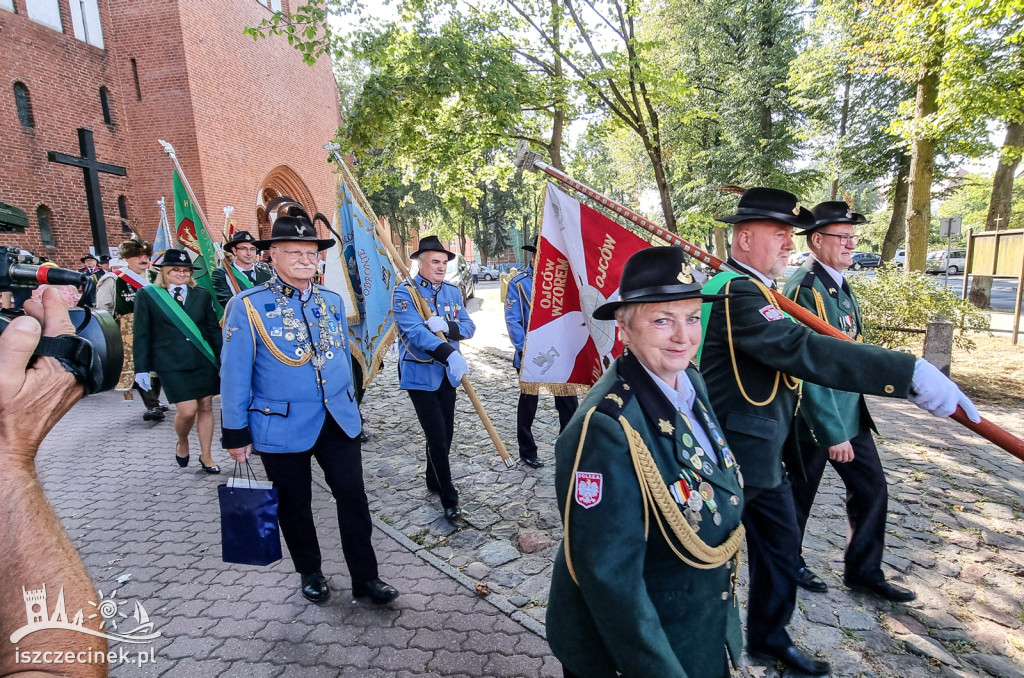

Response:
(337, 180), (397, 387)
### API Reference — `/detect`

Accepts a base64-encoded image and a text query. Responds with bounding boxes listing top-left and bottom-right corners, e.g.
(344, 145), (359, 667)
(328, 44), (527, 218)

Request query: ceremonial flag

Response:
(519, 183), (650, 392)
(152, 197), (176, 260)
(172, 168), (223, 319)
(333, 173), (398, 387)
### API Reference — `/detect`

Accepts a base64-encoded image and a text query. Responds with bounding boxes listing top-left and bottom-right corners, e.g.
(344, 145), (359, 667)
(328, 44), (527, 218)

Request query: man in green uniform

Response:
(700, 187), (979, 675)
(782, 201), (916, 602)
(548, 247), (745, 678)
(212, 230), (273, 309)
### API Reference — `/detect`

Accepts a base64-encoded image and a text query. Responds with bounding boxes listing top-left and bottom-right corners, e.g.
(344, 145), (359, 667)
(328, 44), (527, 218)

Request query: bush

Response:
(848, 268), (990, 353)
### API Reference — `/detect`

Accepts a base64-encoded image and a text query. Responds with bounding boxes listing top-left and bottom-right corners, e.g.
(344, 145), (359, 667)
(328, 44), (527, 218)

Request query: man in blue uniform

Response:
(700, 187), (979, 675)
(221, 204), (398, 606)
(783, 201), (915, 602)
(505, 241), (577, 468)
(393, 235), (475, 522)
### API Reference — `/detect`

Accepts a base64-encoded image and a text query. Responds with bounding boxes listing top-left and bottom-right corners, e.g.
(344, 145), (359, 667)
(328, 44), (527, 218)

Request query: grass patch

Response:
(952, 332), (1024, 408)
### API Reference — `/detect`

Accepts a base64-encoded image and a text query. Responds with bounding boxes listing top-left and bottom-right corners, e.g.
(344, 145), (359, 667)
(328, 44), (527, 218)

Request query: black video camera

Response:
(0, 246), (123, 394)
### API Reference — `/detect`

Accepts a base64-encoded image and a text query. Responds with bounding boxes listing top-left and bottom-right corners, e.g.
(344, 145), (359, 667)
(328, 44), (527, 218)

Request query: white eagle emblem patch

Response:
(575, 472), (603, 508)
(758, 305), (785, 322)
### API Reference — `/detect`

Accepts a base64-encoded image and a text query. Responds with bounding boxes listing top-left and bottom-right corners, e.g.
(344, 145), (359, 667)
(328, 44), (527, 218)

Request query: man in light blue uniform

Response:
(221, 204), (398, 606)
(505, 241), (577, 468)
(393, 235), (475, 522)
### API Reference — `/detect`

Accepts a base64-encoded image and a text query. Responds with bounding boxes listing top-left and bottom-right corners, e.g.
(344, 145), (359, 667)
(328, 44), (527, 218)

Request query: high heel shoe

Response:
(199, 460), (220, 474)
(175, 441), (189, 468)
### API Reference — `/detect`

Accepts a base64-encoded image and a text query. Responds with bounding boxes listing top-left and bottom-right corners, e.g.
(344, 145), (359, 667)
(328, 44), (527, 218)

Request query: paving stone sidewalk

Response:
(25, 280), (1024, 677)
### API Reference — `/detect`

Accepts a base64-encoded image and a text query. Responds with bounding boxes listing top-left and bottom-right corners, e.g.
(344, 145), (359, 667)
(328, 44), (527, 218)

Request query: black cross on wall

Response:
(47, 127), (127, 255)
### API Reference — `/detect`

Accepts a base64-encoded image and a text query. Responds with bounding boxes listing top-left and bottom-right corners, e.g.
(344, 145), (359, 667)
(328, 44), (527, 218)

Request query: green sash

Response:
(147, 286), (219, 367)
(229, 265), (255, 290)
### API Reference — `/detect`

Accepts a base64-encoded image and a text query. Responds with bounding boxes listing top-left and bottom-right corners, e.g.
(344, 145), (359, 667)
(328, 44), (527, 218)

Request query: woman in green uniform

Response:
(547, 246), (746, 678)
(133, 249), (222, 473)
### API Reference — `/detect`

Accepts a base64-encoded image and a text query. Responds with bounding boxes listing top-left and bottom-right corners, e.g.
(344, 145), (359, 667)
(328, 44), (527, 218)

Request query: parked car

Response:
(445, 254), (476, 300)
(477, 265), (500, 281)
(890, 248), (906, 267)
(926, 248), (967, 275)
(788, 251), (810, 267)
(850, 251), (881, 270)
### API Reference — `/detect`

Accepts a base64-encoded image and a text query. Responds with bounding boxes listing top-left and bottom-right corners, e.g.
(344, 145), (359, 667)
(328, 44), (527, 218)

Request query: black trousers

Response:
(407, 380), (459, 508)
(742, 480), (801, 651)
(516, 392), (578, 460)
(134, 376), (162, 409)
(791, 429), (888, 584)
(257, 415), (378, 584)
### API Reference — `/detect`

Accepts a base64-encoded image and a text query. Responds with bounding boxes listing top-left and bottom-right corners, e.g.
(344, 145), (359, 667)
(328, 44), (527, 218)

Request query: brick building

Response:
(0, 0), (340, 267)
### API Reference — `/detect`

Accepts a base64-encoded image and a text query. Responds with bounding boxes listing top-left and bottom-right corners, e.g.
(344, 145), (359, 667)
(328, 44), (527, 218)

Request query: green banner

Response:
(173, 168), (224, 320)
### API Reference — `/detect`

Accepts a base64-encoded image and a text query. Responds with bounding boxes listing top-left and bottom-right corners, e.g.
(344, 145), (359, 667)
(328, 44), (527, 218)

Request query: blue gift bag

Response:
(218, 462), (282, 566)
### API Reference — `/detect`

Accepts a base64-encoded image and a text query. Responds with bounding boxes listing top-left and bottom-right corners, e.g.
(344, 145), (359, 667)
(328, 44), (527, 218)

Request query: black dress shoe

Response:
(199, 461), (221, 474)
(143, 408), (165, 422)
(156, 404), (169, 412)
(521, 457), (545, 469)
(748, 643), (830, 676)
(352, 578), (400, 605)
(444, 506), (462, 522)
(175, 454), (189, 468)
(796, 566), (828, 592)
(300, 572), (330, 603)
(845, 578), (916, 602)
(357, 431), (370, 443)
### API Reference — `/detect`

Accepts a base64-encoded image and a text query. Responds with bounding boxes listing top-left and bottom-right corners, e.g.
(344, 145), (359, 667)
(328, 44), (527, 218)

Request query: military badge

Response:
(575, 472), (603, 508)
(676, 262), (693, 284)
(658, 419), (674, 434)
(758, 305), (785, 322)
(271, 327), (283, 337)
(399, 300), (408, 312)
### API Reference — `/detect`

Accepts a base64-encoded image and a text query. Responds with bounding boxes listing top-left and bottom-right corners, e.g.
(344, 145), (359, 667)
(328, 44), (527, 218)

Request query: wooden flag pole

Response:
(371, 220), (515, 469)
(515, 143), (1024, 462)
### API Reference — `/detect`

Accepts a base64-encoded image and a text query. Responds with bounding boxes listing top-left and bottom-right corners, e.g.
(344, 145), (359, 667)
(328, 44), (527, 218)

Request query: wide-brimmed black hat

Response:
(798, 201), (868, 235)
(592, 246), (726, 321)
(715, 187), (814, 229)
(80, 253), (99, 263)
(253, 206), (335, 251)
(522, 237), (538, 254)
(411, 235), (455, 261)
(99, 255), (111, 264)
(223, 230), (259, 252)
(154, 248), (201, 269)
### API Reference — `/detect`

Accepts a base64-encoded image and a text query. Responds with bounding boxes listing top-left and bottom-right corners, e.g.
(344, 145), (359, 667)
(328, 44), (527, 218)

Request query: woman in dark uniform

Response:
(546, 246), (745, 678)
(133, 249), (222, 473)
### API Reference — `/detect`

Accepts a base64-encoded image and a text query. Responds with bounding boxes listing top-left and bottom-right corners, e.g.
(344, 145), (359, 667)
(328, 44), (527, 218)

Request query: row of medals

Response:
(268, 282), (340, 371)
(668, 412), (742, 533)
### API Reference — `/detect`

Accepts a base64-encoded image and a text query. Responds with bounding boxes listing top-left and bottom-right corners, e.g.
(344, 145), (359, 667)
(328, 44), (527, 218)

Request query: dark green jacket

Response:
(782, 260), (874, 447)
(547, 353), (744, 678)
(699, 260), (915, 489)
(133, 285), (222, 385)
(211, 261), (273, 309)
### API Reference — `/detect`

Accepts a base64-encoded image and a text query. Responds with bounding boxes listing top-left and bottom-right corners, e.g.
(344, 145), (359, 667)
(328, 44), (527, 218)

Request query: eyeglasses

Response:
(234, 246), (258, 253)
(272, 246), (319, 261)
(819, 233), (859, 247)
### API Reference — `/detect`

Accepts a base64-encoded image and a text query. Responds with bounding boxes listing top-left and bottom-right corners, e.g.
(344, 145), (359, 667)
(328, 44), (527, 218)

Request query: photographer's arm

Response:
(0, 289), (106, 678)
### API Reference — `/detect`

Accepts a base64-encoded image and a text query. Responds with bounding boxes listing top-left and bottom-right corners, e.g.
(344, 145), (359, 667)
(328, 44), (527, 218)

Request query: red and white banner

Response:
(520, 183), (650, 391)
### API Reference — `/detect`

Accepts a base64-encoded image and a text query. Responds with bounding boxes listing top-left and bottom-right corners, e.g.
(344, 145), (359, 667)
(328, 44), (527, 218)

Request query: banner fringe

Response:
(520, 381), (590, 397)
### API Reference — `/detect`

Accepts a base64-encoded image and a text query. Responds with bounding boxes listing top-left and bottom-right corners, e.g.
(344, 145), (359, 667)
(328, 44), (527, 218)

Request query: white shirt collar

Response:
(811, 255), (845, 288)
(730, 257), (776, 289)
(232, 261), (255, 273)
(639, 363), (696, 413)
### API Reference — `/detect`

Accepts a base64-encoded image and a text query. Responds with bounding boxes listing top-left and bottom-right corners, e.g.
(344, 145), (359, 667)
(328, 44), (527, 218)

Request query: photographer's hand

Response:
(0, 287), (105, 678)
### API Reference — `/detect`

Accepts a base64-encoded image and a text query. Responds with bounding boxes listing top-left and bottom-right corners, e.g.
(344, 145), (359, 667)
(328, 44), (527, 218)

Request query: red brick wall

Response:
(1, 0), (341, 268)
(0, 0), (134, 265)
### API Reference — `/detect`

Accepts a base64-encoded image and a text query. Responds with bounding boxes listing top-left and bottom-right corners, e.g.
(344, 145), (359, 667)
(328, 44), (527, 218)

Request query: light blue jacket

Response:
(505, 269), (532, 370)
(219, 280), (361, 453)
(393, 276), (476, 391)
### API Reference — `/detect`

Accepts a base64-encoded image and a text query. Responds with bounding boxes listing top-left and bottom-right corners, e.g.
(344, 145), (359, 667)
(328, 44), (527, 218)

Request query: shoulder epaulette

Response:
(236, 284), (269, 300)
(799, 268), (817, 289)
(595, 378), (635, 419)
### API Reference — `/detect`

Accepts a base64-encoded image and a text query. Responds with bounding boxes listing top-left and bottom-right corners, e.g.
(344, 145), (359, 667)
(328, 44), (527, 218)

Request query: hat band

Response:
(618, 283), (700, 303)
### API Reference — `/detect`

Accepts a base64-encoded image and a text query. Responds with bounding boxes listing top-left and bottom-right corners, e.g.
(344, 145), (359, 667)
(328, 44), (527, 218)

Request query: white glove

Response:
(134, 372), (151, 391)
(446, 351), (469, 383)
(908, 359), (981, 422)
(425, 315), (448, 333)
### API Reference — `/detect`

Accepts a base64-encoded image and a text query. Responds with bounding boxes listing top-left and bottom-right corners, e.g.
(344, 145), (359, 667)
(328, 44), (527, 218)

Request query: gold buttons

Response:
(263, 408), (270, 414)
(884, 385), (895, 394)
(324, 398), (329, 403)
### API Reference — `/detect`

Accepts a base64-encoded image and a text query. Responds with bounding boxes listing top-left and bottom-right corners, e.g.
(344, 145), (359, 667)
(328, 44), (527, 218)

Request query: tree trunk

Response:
(547, 0), (565, 171)
(969, 120), (1023, 308)
(905, 31), (943, 273)
(881, 149), (911, 262)
(713, 226), (728, 261)
(831, 76), (852, 201)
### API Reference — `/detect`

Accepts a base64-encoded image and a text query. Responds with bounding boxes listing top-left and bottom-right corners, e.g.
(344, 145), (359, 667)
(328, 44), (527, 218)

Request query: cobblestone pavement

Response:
(26, 280), (1024, 677)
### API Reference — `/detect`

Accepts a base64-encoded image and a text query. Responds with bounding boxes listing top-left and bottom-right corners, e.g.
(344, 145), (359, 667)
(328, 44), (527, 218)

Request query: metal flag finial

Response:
(158, 139), (176, 157)
(514, 140), (542, 172)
